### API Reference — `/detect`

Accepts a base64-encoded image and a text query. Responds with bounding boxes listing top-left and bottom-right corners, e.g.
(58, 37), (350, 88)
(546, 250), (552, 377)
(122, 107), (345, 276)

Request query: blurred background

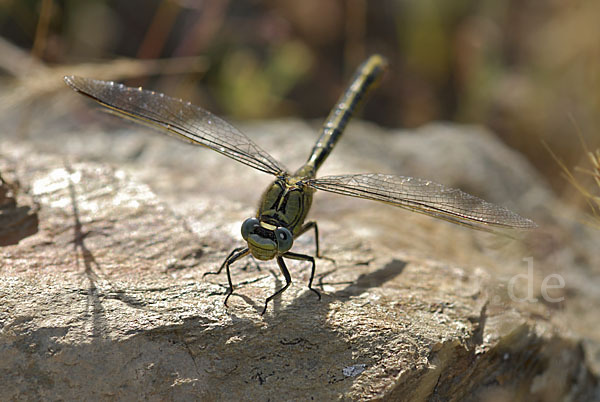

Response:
(0, 0), (598, 219)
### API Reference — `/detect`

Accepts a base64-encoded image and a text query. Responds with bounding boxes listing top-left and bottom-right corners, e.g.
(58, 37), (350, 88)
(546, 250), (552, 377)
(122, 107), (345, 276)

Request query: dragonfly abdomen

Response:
(305, 54), (388, 172)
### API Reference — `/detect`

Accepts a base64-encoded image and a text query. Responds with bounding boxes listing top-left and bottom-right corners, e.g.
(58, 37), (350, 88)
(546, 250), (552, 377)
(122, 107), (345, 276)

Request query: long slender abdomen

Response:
(304, 55), (388, 173)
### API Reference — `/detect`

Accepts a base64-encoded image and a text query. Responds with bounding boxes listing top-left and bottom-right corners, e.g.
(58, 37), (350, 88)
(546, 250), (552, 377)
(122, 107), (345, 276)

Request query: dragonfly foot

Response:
(203, 270), (220, 278)
(224, 289), (234, 307)
(261, 301), (269, 315)
(309, 287), (322, 301)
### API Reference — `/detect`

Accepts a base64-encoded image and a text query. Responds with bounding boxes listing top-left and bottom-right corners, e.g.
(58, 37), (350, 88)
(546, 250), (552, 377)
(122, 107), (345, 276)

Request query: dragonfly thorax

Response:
(241, 176), (315, 261)
(258, 178), (315, 233)
(241, 217), (293, 260)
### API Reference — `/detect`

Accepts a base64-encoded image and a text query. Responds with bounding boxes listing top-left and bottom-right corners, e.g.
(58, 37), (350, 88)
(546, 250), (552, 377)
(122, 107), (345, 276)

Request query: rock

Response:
(0, 166), (39, 246)
(1, 117), (599, 400)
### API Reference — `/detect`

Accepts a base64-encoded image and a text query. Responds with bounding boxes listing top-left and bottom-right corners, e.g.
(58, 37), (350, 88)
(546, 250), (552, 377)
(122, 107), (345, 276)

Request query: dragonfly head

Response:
(241, 217), (293, 260)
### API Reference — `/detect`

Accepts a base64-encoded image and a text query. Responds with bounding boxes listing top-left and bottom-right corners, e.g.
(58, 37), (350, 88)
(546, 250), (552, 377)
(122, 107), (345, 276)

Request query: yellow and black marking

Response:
(304, 55), (388, 173)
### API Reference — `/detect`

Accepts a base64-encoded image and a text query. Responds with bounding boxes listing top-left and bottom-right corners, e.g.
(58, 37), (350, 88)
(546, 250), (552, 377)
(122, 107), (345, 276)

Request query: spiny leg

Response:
(297, 221), (335, 264)
(224, 248), (251, 306)
(203, 246), (246, 277)
(262, 256), (293, 315)
(283, 251), (321, 301)
(205, 247), (250, 307)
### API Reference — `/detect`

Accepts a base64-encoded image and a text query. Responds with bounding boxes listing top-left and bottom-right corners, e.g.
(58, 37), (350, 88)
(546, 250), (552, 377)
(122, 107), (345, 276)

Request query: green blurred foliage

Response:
(217, 41), (313, 117)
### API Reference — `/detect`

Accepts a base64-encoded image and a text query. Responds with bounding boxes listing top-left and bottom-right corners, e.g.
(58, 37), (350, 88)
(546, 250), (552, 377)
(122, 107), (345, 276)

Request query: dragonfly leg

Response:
(297, 221), (321, 256)
(205, 247), (250, 307)
(297, 221), (335, 264)
(283, 251), (321, 301)
(262, 256), (293, 314)
(203, 246), (246, 277)
(223, 248), (250, 307)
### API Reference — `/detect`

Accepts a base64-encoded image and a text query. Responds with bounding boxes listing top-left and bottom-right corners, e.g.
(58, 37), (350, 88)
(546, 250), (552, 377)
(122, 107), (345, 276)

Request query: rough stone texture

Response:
(1, 115), (599, 400)
(0, 169), (39, 246)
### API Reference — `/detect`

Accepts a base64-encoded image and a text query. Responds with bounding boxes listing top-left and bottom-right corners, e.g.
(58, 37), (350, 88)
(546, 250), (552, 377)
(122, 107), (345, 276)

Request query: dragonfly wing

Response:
(307, 173), (536, 231)
(65, 76), (288, 176)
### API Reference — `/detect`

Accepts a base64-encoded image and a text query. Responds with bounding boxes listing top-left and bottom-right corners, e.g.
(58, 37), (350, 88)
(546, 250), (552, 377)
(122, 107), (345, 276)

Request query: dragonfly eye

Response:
(274, 227), (293, 253)
(241, 218), (260, 241)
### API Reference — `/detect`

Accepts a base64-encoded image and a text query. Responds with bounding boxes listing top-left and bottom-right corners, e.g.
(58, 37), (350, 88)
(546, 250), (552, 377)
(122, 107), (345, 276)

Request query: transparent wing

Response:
(307, 173), (536, 231)
(64, 76), (288, 176)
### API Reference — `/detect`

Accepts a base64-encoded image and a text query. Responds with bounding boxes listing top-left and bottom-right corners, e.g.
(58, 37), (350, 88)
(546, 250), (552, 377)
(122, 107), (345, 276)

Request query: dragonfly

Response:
(64, 54), (536, 314)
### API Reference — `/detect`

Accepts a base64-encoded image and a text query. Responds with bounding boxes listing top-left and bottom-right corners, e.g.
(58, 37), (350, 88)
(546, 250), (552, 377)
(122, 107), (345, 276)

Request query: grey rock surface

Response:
(1, 117), (599, 400)
(0, 168), (38, 246)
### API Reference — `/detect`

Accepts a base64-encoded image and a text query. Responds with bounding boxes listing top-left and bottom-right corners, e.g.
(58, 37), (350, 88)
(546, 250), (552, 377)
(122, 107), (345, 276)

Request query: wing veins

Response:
(65, 76), (287, 176)
(307, 174), (536, 230)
